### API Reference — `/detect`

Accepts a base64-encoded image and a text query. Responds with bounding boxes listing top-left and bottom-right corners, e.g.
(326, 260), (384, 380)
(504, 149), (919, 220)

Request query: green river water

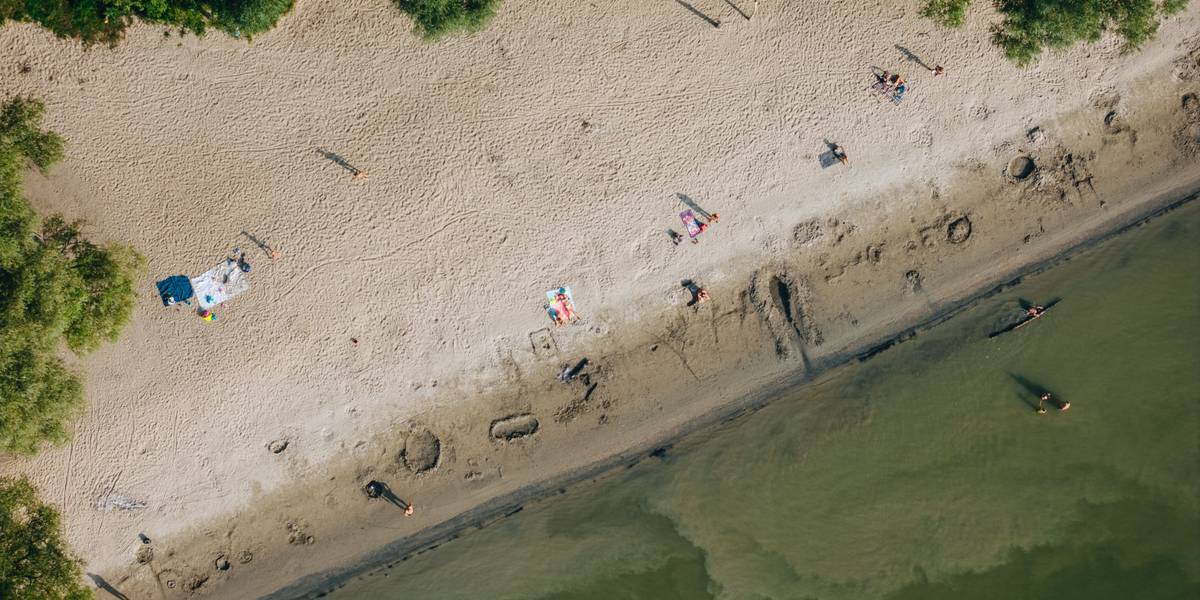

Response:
(327, 202), (1200, 600)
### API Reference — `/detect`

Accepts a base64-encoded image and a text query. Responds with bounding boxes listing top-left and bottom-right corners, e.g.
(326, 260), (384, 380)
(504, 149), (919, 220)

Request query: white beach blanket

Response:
(191, 260), (250, 309)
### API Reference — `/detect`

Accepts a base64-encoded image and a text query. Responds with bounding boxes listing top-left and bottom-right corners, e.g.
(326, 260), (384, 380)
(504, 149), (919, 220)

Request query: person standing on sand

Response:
(930, 65), (945, 76)
(364, 480), (416, 516)
(1037, 392), (1049, 415)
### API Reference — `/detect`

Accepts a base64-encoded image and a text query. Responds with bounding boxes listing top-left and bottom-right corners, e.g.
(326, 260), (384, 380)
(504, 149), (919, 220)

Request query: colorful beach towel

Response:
(155, 275), (194, 306)
(545, 287), (579, 325)
(679, 210), (703, 238)
(191, 259), (251, 310)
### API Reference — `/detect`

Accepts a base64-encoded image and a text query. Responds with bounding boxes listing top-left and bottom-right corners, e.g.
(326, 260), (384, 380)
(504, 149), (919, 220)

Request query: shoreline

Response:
(0, 3), (1197, 598)
(269, 179), (1200, 600)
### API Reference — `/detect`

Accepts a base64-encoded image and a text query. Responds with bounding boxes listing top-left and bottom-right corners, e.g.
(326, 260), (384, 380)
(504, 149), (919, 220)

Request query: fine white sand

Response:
(2, 1), (1199, 597)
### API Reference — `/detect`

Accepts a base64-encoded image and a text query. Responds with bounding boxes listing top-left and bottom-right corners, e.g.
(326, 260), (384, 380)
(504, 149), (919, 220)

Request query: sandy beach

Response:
(2, 0), (1199, 597)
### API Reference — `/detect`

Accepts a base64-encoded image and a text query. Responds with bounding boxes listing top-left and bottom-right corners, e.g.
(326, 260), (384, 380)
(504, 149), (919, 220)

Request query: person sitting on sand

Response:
(834, 145), (849, 165)
(696, 288), (710, 303)
(1027, 305), (1045, 317)
(1058, 399), (1071, 412)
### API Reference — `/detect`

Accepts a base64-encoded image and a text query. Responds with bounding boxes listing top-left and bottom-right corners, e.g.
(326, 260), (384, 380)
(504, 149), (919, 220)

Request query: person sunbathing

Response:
(551, 294), (578, 325)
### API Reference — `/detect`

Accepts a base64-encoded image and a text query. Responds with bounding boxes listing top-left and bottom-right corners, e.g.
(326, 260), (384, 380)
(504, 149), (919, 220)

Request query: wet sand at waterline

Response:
(326, 199), (1200, 600)
(0, 1), (1198, 598)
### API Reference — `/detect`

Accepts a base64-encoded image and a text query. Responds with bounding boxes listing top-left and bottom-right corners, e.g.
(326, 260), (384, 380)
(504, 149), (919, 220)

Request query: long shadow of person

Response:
(366, 480), (411, 510)
(315, 147), (365, 177)
(671, 0), (720, 27)
(675, 193), (714, 220)
(1008, 373), (1048, 410)
(894, 44), (932, 70)
(87, 573), (131, 600)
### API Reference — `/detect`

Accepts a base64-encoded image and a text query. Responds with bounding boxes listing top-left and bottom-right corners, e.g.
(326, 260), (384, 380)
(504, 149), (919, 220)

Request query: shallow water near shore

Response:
(326, 202), (1200, 600)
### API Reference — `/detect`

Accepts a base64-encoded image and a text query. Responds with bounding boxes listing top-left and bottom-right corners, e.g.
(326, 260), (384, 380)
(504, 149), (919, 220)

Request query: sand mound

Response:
(490, 414), (540, 440)
(1008, 156), (1037, 180)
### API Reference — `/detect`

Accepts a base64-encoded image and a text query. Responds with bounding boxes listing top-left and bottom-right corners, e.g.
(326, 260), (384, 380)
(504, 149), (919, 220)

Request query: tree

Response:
(921, 0), (971, 27)
(0, 477), (92, 600)
(392, 0), (502, 39)
(0, 0), (296, 45)
(921, 0), (1190, 65)
(0, 97), (143, 455)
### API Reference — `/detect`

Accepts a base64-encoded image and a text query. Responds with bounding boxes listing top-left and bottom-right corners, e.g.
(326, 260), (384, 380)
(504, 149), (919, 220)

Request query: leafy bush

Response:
(393, 0), (502, 39)
(0, 0), (295, 45)
(0, 476), (92, 600)
(0, 97), (143, 455)
(920, 0), (1188, 65)
(922, 0), (971, 26)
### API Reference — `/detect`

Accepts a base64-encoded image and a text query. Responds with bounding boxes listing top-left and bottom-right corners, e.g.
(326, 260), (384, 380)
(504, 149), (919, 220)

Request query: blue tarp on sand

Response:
(156, 275), (194, 306)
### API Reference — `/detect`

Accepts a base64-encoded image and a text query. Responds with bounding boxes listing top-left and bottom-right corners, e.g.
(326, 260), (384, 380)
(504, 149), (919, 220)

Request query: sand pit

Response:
(947, 216), (973, 244)
(0, 2), (1197, 598)
(401, 430), (441, 474)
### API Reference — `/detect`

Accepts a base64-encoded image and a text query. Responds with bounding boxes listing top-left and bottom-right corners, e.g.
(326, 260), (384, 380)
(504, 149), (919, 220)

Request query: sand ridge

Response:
(1, 0), (1199, 597)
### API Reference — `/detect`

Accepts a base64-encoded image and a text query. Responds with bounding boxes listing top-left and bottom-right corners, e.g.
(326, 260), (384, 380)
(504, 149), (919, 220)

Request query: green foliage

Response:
(0, 0), (295, 45)
(919, 0), (1189, 65)
(0, 477), (92, 600)
(0, 99), (63, 173)
(921, 0), (971, 27)
(0, 97), (143, 455)
(393, 0), (502, 39)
